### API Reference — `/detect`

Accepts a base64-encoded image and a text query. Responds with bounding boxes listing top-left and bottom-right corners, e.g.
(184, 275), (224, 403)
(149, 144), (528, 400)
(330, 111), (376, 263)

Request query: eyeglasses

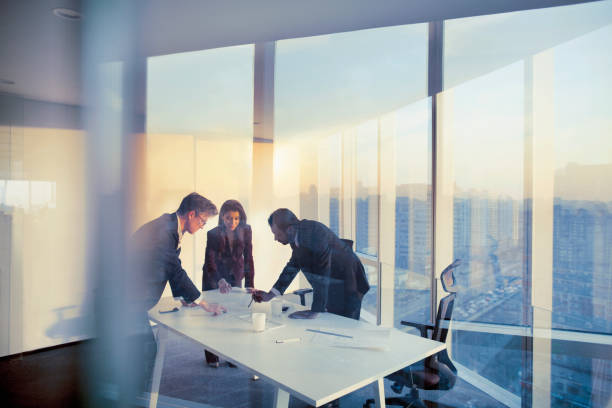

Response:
(196, 213), (207, 226)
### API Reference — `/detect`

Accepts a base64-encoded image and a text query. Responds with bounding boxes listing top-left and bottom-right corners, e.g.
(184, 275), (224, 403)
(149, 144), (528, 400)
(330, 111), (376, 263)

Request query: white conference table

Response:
(147, 289), (445, 408)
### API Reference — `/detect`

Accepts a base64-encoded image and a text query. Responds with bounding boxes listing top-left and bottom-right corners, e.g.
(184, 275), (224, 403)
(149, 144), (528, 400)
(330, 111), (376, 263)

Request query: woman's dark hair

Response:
(177, 192), (218, 216)
(218, 199), (248, 227)
(268, 208), (299, 231)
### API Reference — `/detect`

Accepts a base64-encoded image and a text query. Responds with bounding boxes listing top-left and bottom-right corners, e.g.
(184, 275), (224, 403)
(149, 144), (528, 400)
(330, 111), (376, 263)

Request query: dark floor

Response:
(0, 342), (87, 408)
(0, 332), (507, 408)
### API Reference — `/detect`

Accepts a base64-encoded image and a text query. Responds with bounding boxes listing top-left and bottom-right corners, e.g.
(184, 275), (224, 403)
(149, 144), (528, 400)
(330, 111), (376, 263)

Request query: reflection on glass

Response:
(147, 45), (254, 284)
(354, 120), (379, 318)
(1, 180), (56, 210)
(444, 1), (612, 91)
(355, 119), (378, 257)
(148, 45), (254, 137)
(360, 263), (378, 319)
(445, 11), (528, 402)
(449, 61), (526, 326)
(551, 18), (612, 336)
(275, 22), (428, 323)
(0, 124), (87, 355)
(445, 1), (612, 405)
(443, 60), (526, 397)
(328, 134), (342, 236)
(394, 99), (432, 328)
(275, 24), (428, 142)
(551, 16), (612, 408)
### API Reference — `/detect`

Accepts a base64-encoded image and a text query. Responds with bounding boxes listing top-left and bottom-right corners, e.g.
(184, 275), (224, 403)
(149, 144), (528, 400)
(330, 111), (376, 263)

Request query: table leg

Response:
(149, 325), (167, 408)
(371, 377), (386, 408)
(273, 387), (290, 408)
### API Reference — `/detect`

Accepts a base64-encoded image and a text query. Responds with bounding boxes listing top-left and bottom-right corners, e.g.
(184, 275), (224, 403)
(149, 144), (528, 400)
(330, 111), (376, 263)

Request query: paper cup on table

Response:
(252, 312), (266, 332)
(270, 300), (283, 318)
(252, 301), (269, 314)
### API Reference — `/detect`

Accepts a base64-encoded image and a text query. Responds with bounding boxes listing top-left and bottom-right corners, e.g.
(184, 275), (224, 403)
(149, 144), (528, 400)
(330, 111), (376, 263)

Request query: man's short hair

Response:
(177, 193), (218, 216)
(268, 208), (299, 231)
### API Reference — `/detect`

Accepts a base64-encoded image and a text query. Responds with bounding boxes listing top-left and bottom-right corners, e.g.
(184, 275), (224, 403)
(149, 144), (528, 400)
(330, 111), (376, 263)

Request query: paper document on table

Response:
(307, 328), (391, 351)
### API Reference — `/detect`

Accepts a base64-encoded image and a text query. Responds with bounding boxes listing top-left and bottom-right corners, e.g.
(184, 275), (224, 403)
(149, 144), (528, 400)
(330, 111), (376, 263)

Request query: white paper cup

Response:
(252, 301), (269, 314)
(270, 300), (283, 318)
(252, 312), (266, 332)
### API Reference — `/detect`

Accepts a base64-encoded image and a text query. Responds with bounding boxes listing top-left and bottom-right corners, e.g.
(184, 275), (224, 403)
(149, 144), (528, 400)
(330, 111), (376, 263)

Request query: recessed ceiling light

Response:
(52, 8), (81, 21)
(0, 79), (15, 85)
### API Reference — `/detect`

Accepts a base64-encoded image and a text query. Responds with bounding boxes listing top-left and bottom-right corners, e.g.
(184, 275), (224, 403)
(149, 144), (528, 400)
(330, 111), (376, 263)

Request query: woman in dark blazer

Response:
(202, 199), (254, 366)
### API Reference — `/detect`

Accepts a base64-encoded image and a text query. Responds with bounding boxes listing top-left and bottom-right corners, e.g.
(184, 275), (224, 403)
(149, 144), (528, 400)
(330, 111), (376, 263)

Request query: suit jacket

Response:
(130, 213), (201, 311)
(272, 219), (370, 313)
(203, 224), (254, 290)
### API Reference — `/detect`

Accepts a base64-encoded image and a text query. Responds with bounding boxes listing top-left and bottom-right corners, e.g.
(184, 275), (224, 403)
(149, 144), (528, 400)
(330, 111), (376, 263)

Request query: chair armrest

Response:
(293, 288), (313, 306)
(401, 320), (434, 338)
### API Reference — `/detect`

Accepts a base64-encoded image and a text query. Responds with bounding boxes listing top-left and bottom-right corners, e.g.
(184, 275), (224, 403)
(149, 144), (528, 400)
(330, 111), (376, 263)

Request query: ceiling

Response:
(0, 0), (596, 107)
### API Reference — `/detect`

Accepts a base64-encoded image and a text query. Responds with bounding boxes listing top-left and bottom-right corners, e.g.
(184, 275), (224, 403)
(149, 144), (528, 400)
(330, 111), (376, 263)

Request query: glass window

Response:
(360, 263), (379, 320)
(444, 11), (529, 399)
(446, 60), (526, 325)
(275, 25), (428, 142)
(1, 122), (87, 354)
(394, 98), (432, 327)
(355, 119), (379, 257)
(551, 12), (612, 336)
(442, 58), (527, 396)
(444, 2), (612, 405)
(327, 133), (342, 236)
(275, 24), (429, 321)
(550, 8), (612, 408)
(147, 45), (254, 285)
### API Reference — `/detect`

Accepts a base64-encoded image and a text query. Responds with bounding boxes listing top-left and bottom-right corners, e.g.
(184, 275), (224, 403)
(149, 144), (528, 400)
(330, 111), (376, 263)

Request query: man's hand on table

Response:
(251, 289), (275, 303)
(288, 310), (319, 319)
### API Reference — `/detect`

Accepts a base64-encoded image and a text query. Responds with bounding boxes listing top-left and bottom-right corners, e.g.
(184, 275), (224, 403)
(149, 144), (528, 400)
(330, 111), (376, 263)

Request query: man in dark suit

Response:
(252, 208), (369, 320)
(128, 192), (226, 390)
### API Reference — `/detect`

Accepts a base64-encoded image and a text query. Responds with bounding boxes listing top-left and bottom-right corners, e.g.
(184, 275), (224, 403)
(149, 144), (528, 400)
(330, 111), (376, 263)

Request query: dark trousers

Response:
(327, 292), (362, 320)
(204, 279), (240, 364)
(137, 319), (158, 391)
(324, 282), (363, 321)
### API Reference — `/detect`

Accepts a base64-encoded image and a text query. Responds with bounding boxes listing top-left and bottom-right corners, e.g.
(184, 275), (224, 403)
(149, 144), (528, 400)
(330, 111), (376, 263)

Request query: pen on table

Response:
(275, 338), (301, 344)
(305, 328), (353, 339)
(159, 307), (179, 314)
(248, 297), (253, 308)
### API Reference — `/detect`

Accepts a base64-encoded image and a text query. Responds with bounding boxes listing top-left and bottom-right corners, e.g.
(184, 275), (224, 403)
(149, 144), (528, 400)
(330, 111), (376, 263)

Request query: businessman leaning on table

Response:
(128, 193), (228, 391)
(252, 208), (370, 320)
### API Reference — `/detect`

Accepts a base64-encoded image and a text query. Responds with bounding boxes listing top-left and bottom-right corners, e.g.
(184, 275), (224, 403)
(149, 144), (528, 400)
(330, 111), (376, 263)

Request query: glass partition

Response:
(147, 45), (254, 287)
(444, 1), (612, 405)
(355, 119), (379, 257)
(550, 12), (612, 407)
(0, 114), (88, 355)
(394, 98), (432, 328)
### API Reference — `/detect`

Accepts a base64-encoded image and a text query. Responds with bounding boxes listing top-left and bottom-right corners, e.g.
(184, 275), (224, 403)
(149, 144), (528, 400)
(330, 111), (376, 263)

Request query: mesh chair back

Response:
(432, 293), (455, 343)
(432, 260), (461, 376)
(440, 259), (459, 293)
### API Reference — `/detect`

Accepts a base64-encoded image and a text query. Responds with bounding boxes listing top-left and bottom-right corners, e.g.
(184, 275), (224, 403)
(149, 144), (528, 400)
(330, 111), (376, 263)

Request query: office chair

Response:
(293, 288), (313, 306)
(364, 259), (461, 408)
